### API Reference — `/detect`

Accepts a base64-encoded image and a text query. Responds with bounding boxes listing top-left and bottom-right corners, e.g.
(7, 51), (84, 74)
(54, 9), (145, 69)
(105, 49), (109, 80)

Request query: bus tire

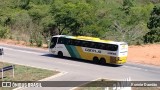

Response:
(100, 58), (106, 65)
(58, 51), (63, 57)
(93, 57), (99, 64)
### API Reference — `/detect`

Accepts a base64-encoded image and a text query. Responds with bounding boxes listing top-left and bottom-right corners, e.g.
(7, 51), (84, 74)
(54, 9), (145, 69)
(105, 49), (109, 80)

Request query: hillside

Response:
(0, 0), (160, 47)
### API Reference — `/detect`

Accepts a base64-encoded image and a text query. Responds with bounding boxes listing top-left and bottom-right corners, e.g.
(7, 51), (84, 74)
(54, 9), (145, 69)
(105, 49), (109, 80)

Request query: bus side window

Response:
(76, 40), (82, 46)
(65, 39), (70, 45)
(90, 42), (95, 48)
(81, 41), (85, 47)
(82, 41), (89, 47)
(72, 39), (76, 46)
(105, 44), (118, 51)
(105, 44), (109, 50)
(58, 37), (63, 44)
(74, 40), (79, 46)
(69, 39), (75, 45)
(99, 43), (105, 49)
(94, 43), (99, 49)
(69, 39), (73, 45)
(90, 42), (98, 49)
(113, 45), (118, 51)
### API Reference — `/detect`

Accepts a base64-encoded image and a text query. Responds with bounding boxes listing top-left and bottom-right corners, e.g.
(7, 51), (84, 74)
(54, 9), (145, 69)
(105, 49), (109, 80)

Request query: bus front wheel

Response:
(58, 51), (63, 57)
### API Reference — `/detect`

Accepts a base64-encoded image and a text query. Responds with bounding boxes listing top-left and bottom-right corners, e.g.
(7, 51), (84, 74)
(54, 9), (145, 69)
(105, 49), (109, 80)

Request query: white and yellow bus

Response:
(49, 35), (128, 64)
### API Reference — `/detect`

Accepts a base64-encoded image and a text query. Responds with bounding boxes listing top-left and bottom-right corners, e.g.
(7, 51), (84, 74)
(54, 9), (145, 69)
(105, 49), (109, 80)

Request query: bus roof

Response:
(52, 35), (127, 45)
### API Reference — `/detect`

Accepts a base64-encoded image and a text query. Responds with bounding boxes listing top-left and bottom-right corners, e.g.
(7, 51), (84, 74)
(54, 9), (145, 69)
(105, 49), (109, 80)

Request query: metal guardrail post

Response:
(12, 65), (14, 78)
(2, 68), (3, 79)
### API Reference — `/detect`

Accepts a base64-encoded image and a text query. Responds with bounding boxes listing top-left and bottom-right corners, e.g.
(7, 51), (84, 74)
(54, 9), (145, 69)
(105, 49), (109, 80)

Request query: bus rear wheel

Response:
(100, 58), (106, 65)
(58, 51), (63, 57)
(93, 57), (99, 64)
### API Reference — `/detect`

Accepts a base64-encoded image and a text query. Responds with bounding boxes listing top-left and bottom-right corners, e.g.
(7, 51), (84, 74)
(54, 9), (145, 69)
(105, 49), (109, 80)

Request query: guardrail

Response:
(0, 65), (14, 79)
(0, 48), (14, 79)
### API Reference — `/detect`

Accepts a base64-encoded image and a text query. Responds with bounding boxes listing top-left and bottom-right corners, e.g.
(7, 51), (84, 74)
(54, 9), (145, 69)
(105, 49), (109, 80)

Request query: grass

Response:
(74, 79), (160, 90)
(0, 62), (59, 90)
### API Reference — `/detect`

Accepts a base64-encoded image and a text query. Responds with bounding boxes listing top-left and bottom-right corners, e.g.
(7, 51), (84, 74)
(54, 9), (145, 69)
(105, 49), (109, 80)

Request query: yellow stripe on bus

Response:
(75, 46), (110, 63)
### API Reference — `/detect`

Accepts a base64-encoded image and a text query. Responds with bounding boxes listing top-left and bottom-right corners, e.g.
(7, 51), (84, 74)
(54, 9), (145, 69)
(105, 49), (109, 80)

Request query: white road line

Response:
(2, 47), (44, 55)
(123, 65), (142, 70)
(3, 53), (17, 57)
(56, 62), (80, 67)
(123, 65), (160, 74)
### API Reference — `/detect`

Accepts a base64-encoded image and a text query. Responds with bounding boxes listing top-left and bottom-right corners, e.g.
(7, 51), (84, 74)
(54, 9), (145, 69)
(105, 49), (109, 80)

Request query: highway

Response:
(0, 44), (160, 90)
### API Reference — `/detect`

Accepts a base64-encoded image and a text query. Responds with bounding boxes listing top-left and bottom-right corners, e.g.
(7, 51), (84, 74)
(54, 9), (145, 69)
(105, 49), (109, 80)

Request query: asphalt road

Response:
(0, 44), (160, 90)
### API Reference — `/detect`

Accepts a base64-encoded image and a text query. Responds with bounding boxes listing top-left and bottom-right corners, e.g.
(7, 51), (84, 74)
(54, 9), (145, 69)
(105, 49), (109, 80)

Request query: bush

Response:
(144, 28), (160, 43)
(144, 5), (160, 43)
(35, 36), (43, 47)
(29, 38), (34, 46)
(0, 26), (9, 38)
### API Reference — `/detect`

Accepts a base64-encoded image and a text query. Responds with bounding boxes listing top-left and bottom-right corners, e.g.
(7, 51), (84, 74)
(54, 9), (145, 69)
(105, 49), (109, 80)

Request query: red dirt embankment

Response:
(0, 39), (160, 66)
(128, 44), (160, 66)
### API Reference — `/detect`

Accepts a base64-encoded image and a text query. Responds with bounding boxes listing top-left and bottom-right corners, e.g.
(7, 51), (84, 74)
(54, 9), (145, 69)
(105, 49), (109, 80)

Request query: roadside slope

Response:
(128, 44), (160, 66)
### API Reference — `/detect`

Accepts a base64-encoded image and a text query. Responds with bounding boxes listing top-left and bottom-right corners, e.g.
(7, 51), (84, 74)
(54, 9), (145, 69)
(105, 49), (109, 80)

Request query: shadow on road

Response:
(41, 54), (122, 67)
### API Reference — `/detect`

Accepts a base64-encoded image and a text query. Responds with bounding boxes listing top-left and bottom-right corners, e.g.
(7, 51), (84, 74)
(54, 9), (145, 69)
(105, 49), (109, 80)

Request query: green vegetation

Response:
(0, 62), (58, 90)
(0, 0), (160, 46)
(0, 62), (59, 81)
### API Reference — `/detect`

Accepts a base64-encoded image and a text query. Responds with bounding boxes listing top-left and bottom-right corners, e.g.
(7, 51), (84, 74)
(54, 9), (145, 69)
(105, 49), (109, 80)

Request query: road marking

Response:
(56, 61), (80, 67)
(3, 47), (44, 55)
(123, 65), (160, 74)
(123, 65), (142, 70)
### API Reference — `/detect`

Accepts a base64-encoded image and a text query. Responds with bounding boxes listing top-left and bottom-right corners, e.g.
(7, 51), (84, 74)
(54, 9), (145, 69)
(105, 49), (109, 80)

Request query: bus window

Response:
(94, 42), (99, 49)
(105, 44), (118, 51)
(70, 39), (75, 45)
(99, 43), (105, 49)
(58, 37), (64, 44)
(67, 39), (72, 45)
(50, 37), (57, 48)
(74, 40), (81, 46)
(90, 42), (95, 48)
(82, 41), (89, 47)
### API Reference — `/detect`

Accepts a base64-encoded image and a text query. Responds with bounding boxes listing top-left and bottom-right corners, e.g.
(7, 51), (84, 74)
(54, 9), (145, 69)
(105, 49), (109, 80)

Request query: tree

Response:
(17, 0), (30, 9)
(122, 0), (135, 14)
(50, 1), (94, 35)
(144, 5), (160, 43)
(147, 5), (160, 29)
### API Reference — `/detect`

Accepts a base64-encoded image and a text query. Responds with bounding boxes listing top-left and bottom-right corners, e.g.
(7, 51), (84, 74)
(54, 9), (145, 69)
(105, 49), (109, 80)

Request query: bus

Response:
(49, 35), (128, 65)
